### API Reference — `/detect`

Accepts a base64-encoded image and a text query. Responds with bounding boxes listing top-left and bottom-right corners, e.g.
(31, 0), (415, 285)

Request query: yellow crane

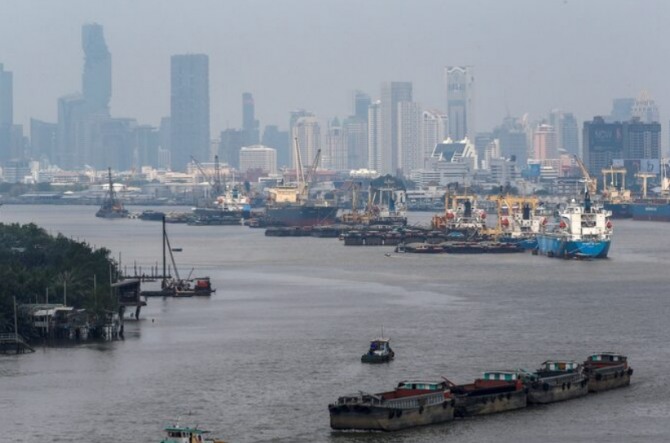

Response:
(573, 155), (597, 196)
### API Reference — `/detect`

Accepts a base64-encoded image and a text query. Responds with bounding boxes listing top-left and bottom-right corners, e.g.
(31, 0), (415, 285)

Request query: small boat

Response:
(583, 352), (633, 392)
(517, 360), (588, 404)
(159, 424), (226, 443)
(139, 210), (166, 221)
(193, 277), (215, 295)
(328, 379), (455, 431)
(361, 337), (394, 363)
(450, 370), (527, 417)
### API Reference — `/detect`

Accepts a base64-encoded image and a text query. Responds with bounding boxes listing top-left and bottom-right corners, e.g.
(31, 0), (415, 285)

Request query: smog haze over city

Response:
(2, 0), (669, 136)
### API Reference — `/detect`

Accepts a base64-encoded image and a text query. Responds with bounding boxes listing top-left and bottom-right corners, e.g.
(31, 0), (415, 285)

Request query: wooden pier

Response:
(0, 333), (35, 354)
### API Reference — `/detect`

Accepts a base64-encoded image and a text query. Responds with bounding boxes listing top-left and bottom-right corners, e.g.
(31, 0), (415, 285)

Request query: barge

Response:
(451, 371), (527, 417)
(329, 379), (454, 431)
(518, 360), (588, 404)
(583, 352), (633, 392)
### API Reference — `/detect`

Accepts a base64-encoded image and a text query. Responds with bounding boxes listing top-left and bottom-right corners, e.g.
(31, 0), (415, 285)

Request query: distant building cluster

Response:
(0, 24), (666, 196)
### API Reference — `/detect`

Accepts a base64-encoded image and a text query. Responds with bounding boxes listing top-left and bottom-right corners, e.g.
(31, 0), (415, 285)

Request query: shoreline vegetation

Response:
(0, 222), (119, 342)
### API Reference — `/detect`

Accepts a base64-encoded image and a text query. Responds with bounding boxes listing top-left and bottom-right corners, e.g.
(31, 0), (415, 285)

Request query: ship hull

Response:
(535, 234), (610, 259)
(586, 366), (633, 392)
(266, 204), (338, 227)
(604, 202), (633, 219)
(453, 389), (526, 417)
(632, 202), (670, 221)
(527, 373), (589, 404)
(329, 401), (454, 431)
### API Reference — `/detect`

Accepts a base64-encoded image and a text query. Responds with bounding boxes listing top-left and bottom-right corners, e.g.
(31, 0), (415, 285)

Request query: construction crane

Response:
(573, 155), (597, 196)
(303, 148), (321, 199)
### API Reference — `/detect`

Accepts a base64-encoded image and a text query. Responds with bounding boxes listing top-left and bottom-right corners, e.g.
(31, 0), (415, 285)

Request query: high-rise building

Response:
(532, 124), (558, 160)
(583, 116), (660, 179)
(242, 92), (259, 145)
(354, 91), (371, 121)
(291, 116), (321, 172)
(422, 110), (447, 163)
(0, 64), (13, 163)
(397, 101), (422, 174)
(82, 24), (111, 115)
(343, 117), (368, 170)
(239, 145), (277, 175)
(493, 116), (529, 166)
(30, 119), (57, 162)
(445, 66), (475, 140)
(560, 113), (580, 156)
(631, 90), (660, 123)
(56, 94), (87, 169)
(262, 125), (289, 168)
(325, 118), (346, 171)
(610, 98), (634, 122)
(380, 81), (412, 175)
(367, 100), (382, 172)
(170, 54), (210, 170)
(218, 128), (245, 169)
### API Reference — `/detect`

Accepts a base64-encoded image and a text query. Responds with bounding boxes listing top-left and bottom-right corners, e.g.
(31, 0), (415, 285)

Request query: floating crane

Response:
(190, 155), (224, 198)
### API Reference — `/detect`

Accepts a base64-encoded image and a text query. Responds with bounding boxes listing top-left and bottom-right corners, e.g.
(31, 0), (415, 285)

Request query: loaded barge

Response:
(518, 360), (588, 404)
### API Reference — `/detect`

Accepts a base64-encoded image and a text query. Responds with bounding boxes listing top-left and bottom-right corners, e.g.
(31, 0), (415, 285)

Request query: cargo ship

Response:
(631, 199), (670, 221)
(601, 166), (633, 219)
(488, 194), (545, 249)
(329, 379), (454, 431)
(535, 191), (612, 259)
(264, 145), (337, 227)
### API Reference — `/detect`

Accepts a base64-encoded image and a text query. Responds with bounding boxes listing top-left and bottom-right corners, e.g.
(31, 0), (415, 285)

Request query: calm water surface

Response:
(1, 205), (669, 442)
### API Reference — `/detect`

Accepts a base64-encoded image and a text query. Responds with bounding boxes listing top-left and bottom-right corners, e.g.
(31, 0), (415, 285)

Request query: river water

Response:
(1, 205), (669, 442)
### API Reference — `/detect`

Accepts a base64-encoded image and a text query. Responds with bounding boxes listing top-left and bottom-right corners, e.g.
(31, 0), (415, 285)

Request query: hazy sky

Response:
(2, 0), (669, 136)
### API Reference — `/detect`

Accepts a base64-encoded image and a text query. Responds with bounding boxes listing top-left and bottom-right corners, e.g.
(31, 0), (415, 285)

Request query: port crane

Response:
(573, 155), (597, 196)
(190, 155), (224, 197)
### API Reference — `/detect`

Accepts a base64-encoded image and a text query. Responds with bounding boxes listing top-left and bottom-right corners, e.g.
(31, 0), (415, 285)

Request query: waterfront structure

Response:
(397, 101), (422, 174)
(445, 66), (475, 141)
(367, 100), (383, 172)
(170, 54), (210, 171)
(0, 63), (12, 163)
(380, 81), (412, 175)
(239, 145), (276, 175)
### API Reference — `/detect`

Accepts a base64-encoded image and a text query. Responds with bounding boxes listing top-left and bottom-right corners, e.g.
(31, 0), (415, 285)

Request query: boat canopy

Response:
(587, 353), (627, 362)
(541, 360), (579, 371)
(397, 380), (447, 391)
(482, 371), (518, 381)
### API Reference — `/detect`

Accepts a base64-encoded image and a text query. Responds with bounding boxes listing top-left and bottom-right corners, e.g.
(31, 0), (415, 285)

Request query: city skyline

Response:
(2, 0), (669, 138)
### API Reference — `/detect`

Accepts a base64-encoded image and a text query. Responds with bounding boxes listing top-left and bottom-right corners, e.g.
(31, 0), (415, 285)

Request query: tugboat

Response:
(583, 352), (633, 392)
(361, 337), (394, 363)
(328, 379), (455, 431)
(159, 424), (226, 443)
(193, 277), (215, 295)
(450, 370), (527, 417)
(535, 189), (612, 259)
(517, 360), (588, 404)
(96, 167), (128, 219)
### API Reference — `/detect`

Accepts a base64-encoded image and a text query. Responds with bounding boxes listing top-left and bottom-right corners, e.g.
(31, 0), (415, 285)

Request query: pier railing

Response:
(0, 333), (35, 353)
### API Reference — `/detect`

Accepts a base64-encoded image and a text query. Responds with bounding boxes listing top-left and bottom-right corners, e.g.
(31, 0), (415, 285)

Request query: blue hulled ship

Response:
(535, 191), (612, 259)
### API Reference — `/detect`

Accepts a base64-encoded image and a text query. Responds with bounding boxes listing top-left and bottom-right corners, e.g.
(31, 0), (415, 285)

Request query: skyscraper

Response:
(82, 24), (111, 115)
(532, 124), (558, 160)
(422, 109), (448, 166)
(367, 100), (382, 171)
(242, 92), (259, 145)
(380, 81), (412, 175)
(354, 91), (371, 121)
(325, 118), (346, 171)
(631, 90), (660, 123)
(262, 125), (289, 168)
(0, 64), (12, 163)
(291, 116), (321, 172)
(445, 66), (475, 141)
(170, 54), (210, 170)
(610, 98), (634, 122)
(397, 101), (422, 173)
